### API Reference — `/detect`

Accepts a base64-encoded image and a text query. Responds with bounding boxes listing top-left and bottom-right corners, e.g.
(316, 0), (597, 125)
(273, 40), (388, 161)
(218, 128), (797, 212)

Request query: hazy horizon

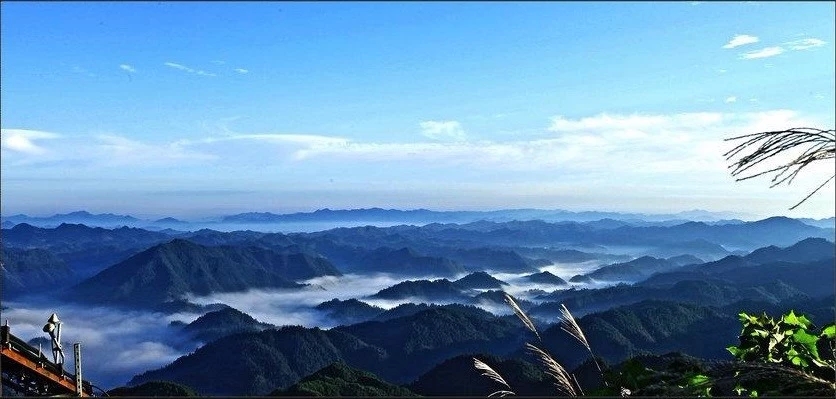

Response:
(5, 205), (833, 223)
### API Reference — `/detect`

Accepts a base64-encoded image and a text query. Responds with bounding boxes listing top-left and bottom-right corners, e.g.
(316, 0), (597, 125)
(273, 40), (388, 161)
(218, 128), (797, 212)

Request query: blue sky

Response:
(2, 1), (834, 218)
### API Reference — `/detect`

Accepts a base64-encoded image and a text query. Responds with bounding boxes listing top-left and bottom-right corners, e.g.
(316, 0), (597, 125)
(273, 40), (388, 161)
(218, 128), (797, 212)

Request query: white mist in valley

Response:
(0, 261), (612, 390)
(0, 302), (200, 389)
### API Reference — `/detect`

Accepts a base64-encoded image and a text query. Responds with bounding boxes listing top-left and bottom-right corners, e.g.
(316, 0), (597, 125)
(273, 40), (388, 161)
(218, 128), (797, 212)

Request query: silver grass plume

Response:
(526, 342), (578, 397)
(559, 303), (604, 375)
(473, 357), (515, 397)
(504, 292), (540, 341)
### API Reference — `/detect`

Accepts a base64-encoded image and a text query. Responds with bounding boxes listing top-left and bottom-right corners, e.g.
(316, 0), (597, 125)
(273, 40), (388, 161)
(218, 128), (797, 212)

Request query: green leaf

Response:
(783, 310), (802, 326)
(792, 329), (820, 359)
(727, 346), (742, 357)
(821, 324), (836, 339)
(688, 374), (711, 387)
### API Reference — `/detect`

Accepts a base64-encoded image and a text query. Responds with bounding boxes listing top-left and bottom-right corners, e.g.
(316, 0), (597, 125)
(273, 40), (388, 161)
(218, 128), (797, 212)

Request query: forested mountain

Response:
(130, 306), (526, 394)
(352, 247), (466, 277)
(522, 271), (568, 286)
(70, 239), (339, 307)
(130, 326), (388, 395)
(314, 299), (385, 326)
(573, 256), (677, 282)
(270, 362), (416, 397)
(454, 271), (508, 289)
(1, 247), (75, 297)
(368, 279), (471, 302)
(407, 354), (553, 396)
(180, 307), (274, 343)
(537, 300), (742, 370)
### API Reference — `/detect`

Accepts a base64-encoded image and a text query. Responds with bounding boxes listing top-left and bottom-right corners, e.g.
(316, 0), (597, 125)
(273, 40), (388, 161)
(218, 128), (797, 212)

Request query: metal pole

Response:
(74, 343), (82, 397)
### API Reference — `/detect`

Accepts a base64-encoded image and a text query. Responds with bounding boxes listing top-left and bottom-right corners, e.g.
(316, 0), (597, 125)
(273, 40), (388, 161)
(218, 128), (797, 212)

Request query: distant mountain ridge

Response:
(2, 207), (758, 229)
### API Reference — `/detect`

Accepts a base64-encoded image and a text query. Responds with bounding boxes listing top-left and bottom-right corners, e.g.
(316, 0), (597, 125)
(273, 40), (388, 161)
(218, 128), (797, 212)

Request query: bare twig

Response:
(725, 127), (835, 209)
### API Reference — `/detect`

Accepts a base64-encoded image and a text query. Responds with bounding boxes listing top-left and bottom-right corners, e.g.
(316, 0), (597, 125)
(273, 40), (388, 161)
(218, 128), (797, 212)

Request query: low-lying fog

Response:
(2, 262), (610, 390)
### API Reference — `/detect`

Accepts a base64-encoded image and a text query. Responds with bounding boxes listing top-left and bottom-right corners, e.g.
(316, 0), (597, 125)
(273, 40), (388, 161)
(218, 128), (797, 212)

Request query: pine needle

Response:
(504, 292), (540, 341)
(474, 357), (514, 394)
(526, 343), (578, 397)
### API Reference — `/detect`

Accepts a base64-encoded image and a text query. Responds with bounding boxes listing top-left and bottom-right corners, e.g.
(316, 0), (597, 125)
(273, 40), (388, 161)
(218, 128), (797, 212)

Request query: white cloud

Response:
(723, 34), (759, 49)
(119, 64), (136, 73)
(164, 62), (216, 77)
(234, 68), (249, 74)
(740, 46), (784, 59)
(725, 96), (737, 103)
(0, 129), (60, 155)
(419, 120), (467, 141)
(785, 38), (826, 50)
(164, 62), (192, 72)
(548, 112), (723, 132)
(211, 60), (226, 65)
(96, 135), (217, 166)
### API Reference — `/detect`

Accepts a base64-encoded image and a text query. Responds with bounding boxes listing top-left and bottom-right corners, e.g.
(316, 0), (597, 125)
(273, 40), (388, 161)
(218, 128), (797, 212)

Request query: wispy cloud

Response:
(163, 61), (216, 77)
(234, 68), (249, 74)
(0, 129), (61, 155)
(723, 34), (759, 49)
(96, 135), (217, 166)
(72, 66), (96, 77)
(119, 64), (136, 73)
(420, 120), (467, 142)
(740, 46), (784, 59)
(211, 60), (226, 65)
(785, 38), (826, 50)
(725, 96), (737, 103)
(164, 62), (190, 71)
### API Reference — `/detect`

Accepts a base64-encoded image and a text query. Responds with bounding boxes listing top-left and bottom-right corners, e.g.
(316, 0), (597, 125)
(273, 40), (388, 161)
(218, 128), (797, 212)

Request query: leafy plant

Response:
(726, 310), (835, 380)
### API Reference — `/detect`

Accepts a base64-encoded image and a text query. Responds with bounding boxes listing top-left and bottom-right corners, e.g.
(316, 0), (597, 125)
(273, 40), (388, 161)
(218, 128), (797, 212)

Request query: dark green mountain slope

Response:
(743, 237), (834, 264)
(369, 278), (469, 302)
(407, 354), (553, 396)
(537, 300), (739, 370)
(578, 256), (677, 282)
(270, 362), (416, 397)
(454, 271), (508, 289)
(1, 247), (75, 296)
(130, 326), (388, 395)
(71, 239), (339, 307)
(337, 306), (525, 383)
(181, 307), (273, 343)
(315, 299), (385, 326)
(108, 381), (198, 397)
(356, 247), (466, 277)
(523, 270), (568, 286)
